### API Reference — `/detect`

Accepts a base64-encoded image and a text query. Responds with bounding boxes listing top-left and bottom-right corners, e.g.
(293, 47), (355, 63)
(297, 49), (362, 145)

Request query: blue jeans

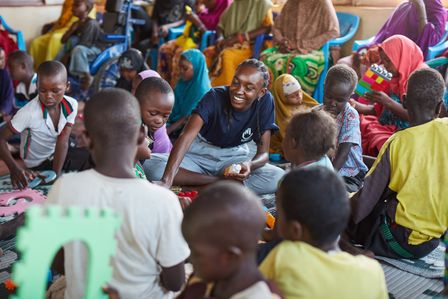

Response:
(143, 136), (285, 195)
(69, 45), (101, 76)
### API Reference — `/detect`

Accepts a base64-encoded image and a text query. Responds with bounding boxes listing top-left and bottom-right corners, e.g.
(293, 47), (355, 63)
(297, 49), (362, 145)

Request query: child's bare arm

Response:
(0, 125), (33, 189)
(166, 117), (188, 135)
(186, 12), (207, 32)
(160, 262), (186, 292)
(53, 125), (72, 176)
(333, 142), (353, 171)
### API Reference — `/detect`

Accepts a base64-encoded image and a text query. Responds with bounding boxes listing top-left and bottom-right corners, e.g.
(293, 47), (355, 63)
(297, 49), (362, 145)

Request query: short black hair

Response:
(75, 0), (94, 11)
(135, 77), (173, 104)
(287, 110), (337, 160)
(8, 50), (33, 70)
(84, 88), (141, 146)
(279, 167), (349, 246)
(406, 68), (445, 113)
(325, 64), (358, 94)
(237, 59), (270, 88)
(183, 181), (265, 252)
(37, 60), (67, 82)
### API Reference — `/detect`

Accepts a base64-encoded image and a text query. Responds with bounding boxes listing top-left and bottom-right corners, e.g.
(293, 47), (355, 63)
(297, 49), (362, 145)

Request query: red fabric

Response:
(379, 35), (427, 99)
(0, 29), (19, 64)
(360, 115), (396, 157)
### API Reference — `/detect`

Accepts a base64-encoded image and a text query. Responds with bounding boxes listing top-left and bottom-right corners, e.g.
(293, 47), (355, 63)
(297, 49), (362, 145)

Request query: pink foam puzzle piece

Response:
(0, 189), (46, 216)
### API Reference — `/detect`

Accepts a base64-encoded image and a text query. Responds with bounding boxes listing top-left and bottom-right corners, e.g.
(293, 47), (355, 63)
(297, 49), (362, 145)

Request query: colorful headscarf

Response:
(380, 35), (427, 99)
(169, 49), (211, 124)
(272, 74), (319, 142)
(218, 0), (272, 37)
(273, 0), (339, 51)
(198, 0), (233, 30)
(138, 70), (161, 79)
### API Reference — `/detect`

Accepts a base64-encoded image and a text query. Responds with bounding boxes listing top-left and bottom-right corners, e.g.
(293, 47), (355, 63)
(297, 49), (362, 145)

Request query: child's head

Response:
(7, 50), (34, 82)
(0, 47), (5, 69)
(178, 49), (207, 82)
(229, 59), (269, 112)
(323, 64), (358, 117)
(274, 74), (303, 106)
(277, 167), (349, 249)
(118, 49), (145, 83)
(182, 181), (265, 282)
(131, 70), (161, 95)
(84, 88), (143, 164)
(135, 77), (174, 133)
(135, 124), (152, 161)
(405, 68), (445, 123)
(282, 110), (336, 165)
(72, 0), (94, 18)
(36, 61), (69, 109)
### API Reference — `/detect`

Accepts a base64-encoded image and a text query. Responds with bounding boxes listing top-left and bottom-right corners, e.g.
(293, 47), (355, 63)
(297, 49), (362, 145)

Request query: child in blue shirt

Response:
(145, 59), (284, 195)
(323, 64), (368, 192)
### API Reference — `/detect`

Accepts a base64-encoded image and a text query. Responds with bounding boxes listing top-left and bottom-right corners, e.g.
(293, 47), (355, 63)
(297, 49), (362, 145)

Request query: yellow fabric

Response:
(259, 241), (388, 299)
(175, 21), (199, 50)
(270, 74), (318, 154)
(30, 5), (96, 69)
(379, 118), (448, 245)
(208, 10), (273, 87)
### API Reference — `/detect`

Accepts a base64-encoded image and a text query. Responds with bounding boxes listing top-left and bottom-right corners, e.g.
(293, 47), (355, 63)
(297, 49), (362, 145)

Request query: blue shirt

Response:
(193, 87), (278, 148)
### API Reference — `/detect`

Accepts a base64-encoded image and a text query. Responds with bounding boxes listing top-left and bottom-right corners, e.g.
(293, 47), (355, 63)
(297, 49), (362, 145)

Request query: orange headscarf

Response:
(379, 35), (427, 99)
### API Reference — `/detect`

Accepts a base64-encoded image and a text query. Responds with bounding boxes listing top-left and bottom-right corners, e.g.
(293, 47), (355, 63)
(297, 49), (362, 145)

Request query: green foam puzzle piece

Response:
(11, 205), (122, 299)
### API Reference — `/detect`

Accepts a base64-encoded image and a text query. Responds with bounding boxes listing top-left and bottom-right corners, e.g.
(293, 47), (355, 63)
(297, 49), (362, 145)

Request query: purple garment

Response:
(368, 0), (447, 57)
(152, 124), (172, 153)
(0, 69), (14, 115)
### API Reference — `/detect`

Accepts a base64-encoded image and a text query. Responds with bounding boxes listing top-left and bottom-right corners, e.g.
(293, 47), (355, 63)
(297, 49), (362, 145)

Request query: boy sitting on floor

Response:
(145, 59), (284, 195)
(0, 61), (77, 189)
(323, 64), (368, 192)
(347, 68), (448, 259)
(260, 167), (388, 299)
(178, 181), (283, 299)
(7, 50), (37, 109)
(46, 88), (190, 299)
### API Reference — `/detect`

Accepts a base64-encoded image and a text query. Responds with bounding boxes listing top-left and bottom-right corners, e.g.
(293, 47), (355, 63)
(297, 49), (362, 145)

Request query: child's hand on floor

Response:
(10, 166), (36, 189)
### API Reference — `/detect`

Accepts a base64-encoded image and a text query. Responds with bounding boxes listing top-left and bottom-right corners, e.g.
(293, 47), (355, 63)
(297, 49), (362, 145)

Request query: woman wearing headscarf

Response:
(352, 35), (428, 156)
(167, 49), (211, 136)
(270, 74), (318, 156)
(115, 49), (147, 92)
(204, 0), (273, 87)
(261, 0), (339, 95)
(158, 0), (232, 86)
(339, 0), (447, 76)
(30, 0), (97, 70)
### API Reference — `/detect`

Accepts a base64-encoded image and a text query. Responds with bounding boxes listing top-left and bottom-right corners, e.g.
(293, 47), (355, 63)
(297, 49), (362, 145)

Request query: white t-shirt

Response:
(10, 96), (78, 168)
(46, 170), (190, 299)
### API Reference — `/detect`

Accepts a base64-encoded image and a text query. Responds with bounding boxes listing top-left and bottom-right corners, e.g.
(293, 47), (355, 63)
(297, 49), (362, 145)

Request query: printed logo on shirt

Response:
(241, 128), (253, 142)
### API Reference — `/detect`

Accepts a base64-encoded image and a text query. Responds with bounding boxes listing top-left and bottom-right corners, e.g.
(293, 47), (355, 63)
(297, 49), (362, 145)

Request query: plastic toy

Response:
(11, 205), (121, 299)
(0, 189), (46, 217)
(178, 191), (199, 201)
(224, 164), (242, 176)
(28, 171), (57, 189)
(4, 278), (16, 291)
(263, 207), (276, 229)
(355, 64), (392, 97)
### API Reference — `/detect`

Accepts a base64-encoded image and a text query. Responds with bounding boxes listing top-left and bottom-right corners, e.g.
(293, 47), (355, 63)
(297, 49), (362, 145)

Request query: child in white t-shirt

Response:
(0, 60), (78, 189)
(46, 88), (189, 299)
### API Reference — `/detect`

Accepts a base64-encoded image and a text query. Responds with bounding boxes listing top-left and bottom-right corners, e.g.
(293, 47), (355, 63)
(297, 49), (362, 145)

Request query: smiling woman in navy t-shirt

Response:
(144, 59), (285, 195)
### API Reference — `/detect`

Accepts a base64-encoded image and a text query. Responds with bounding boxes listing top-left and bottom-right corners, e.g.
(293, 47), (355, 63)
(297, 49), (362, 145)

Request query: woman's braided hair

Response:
(236, 59), (270, 88)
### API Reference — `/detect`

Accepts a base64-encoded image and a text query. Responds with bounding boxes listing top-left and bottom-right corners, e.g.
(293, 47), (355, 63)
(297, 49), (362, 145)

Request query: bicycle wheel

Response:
(92, 56), (120, 93)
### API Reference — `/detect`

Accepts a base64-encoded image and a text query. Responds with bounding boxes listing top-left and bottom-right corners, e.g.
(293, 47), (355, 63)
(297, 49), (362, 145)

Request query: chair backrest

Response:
(0, 16), (26, 51)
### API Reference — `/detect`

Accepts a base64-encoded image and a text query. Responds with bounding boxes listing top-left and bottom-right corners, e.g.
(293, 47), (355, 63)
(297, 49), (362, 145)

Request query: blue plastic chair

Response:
(252, 12), (359, 102)
(0, 16), (26, 51)
(352, 22), (448, 61)
(313, 12), (360, 102)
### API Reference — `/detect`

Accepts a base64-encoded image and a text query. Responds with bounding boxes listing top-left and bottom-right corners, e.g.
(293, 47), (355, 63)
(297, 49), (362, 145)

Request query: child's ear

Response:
(257, 87), (267, 99)
(435, 100), (443, 117)
(83, 130), (93, 150)
(287, 220), (304, 242)
(65, 81), (71, 93)
(402, 95), (407, 110)
(137, 125), (145, 146)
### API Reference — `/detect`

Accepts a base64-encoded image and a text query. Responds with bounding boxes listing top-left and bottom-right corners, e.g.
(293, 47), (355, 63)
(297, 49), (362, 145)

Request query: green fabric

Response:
(134, 163), (146, 179)
(379, 217), (415, 259)
(261, 47), (324, 95)
(218, 0), (272, 37)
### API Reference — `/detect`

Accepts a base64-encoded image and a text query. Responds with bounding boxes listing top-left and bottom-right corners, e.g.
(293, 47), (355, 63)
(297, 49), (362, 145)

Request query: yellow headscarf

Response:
(270, 74), (319, 155)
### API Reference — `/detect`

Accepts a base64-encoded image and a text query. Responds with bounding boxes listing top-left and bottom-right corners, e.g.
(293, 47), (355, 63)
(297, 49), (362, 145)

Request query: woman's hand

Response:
(364, 91), (392, 106)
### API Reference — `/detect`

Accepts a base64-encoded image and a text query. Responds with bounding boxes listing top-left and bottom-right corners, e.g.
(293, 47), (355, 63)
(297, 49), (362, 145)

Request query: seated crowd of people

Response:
(0, 0), (447, 298)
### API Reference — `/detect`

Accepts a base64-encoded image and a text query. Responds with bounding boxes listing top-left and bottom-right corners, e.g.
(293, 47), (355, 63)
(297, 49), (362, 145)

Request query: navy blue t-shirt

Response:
(193, 87), (278, 148)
